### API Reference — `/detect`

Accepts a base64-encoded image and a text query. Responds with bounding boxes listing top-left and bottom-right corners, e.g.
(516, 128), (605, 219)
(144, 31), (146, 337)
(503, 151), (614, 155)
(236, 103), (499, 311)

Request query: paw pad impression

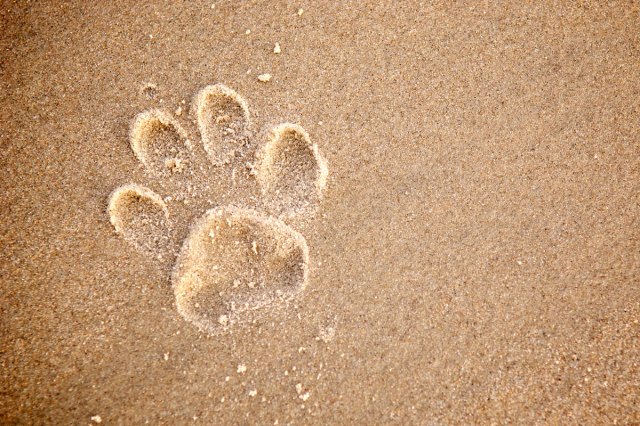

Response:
(108, 83), (327, 334)
(173, 207), (309, 333)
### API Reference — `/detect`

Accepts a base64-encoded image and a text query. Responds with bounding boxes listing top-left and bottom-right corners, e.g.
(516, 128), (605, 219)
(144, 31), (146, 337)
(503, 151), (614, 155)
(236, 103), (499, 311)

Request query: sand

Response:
(1, 1), (639, 424)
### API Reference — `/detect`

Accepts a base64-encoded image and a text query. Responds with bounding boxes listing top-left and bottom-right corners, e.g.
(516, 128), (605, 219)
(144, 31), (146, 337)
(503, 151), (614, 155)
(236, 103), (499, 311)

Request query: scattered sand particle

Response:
(237, 364), (247, 373)
(165, 158), (186, 174)
(297, 8), (304, 16)
(245, 29), (251, 35)
(163, 353), (169, 361)
(215, 114), (231, 124)
(258, 73), (272, 82)
(295, 383), (303, 394)
(252, 241), (258, 255)
(91, 415), (102, 424)
(274, 42), (281, 54)
(318, 325), (336, 343)
(175, 106), (183, 116)
(218, 314), (229, 325)
(249, 389), (257, 397)
(300, 392), (310, 401)
(141, 83), (158, 99)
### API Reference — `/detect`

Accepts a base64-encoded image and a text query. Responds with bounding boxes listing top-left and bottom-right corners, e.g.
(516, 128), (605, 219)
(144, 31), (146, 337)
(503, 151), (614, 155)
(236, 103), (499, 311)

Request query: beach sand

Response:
(1, 1), (639, 424)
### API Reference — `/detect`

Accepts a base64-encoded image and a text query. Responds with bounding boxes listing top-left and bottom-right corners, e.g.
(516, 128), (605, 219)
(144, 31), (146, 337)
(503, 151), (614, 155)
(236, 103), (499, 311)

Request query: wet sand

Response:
(1, 1), (639, 424)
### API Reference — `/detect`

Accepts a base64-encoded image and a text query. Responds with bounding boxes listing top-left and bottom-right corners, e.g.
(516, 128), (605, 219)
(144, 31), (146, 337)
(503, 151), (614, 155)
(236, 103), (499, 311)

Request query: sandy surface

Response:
(1, 1), (640, 424)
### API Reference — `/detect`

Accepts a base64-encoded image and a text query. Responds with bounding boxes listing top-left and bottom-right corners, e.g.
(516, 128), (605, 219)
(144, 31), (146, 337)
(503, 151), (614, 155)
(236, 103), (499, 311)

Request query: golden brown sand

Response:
(1, 1), (639, 424)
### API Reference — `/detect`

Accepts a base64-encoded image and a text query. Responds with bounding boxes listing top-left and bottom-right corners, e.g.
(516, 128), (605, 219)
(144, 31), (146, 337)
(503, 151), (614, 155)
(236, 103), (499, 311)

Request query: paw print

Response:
(107, 84), (328, 334)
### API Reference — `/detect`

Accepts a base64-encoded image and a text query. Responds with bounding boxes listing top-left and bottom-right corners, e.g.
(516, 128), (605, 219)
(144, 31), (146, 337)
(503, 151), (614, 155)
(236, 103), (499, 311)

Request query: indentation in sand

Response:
(108, 184), (171, 256)
(172, 207), (308, 334)
(256, 123), (328, 218)
(108, 83), (327, 333)
(141, 82), (158, 100)
(194, 84), (250, 166)
(130, 110), (190, 175)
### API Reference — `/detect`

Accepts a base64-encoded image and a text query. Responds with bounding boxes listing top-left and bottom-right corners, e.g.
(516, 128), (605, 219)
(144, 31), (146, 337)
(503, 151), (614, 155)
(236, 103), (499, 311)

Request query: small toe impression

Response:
(108, 184), (171, 256)
(256, 124), (328, 218)
(172, 207), (309, 333)
(130, 110), (190, 175)
(194, 84), (250, 166)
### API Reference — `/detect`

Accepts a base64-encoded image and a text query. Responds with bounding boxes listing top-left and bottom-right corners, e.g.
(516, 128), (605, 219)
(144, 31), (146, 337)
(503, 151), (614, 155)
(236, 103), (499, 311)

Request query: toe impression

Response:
(108, 184), (172, 258)
(130, 110), (190, 176)
(194, 84), (250, 166)
(256, 123), (328, 219)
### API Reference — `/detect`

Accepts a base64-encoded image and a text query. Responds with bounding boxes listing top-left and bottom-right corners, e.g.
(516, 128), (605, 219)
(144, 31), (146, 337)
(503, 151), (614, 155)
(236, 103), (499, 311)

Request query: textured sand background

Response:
(1, 1), (639, 424)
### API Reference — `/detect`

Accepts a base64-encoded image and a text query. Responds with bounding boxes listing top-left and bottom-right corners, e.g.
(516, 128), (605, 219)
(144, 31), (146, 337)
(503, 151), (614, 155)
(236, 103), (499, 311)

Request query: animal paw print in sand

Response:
(107, 84), (328, 334)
